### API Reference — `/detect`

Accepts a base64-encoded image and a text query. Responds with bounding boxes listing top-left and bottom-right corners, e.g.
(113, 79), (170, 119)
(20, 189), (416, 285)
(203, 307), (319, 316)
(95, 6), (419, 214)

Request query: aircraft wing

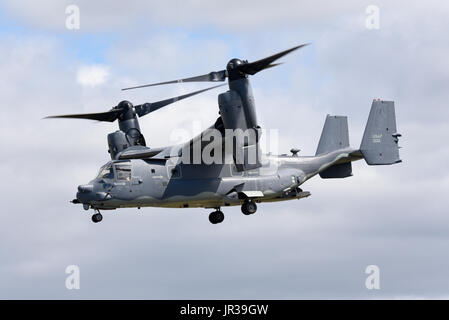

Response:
(117, 146), (164, 160)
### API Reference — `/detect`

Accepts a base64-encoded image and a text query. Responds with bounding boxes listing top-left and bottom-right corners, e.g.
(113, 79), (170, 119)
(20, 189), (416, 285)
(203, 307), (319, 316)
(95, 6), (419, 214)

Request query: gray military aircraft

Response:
(47, 44), (401, 224)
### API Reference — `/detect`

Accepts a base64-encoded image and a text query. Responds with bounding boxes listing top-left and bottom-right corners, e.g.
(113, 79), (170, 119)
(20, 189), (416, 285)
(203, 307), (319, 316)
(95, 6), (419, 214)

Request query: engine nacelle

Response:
(107, 131), (130, 160)
(107, 101), (147, 160)
(218, 90), (248, 132)
(218, 90), (262, 171)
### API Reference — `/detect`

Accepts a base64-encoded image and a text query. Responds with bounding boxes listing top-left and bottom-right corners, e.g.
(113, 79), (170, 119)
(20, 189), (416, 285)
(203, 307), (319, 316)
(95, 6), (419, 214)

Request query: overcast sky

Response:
(0, 0), (448, 299)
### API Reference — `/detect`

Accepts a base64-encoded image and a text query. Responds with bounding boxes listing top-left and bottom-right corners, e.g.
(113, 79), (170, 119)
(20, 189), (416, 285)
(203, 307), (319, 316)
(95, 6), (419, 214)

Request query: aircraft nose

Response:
(76, 184), (95, 206)
(78, 184), (93, 193)
(76, 183), (113, 206)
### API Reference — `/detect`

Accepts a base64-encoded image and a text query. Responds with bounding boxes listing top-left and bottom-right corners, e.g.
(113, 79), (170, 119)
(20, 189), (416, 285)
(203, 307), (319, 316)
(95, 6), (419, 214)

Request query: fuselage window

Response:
(114, 163), (131, 181)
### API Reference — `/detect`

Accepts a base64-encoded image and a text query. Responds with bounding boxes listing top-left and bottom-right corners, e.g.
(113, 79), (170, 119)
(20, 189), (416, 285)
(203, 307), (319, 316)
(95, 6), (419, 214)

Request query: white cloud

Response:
(76, 65), (109, 87)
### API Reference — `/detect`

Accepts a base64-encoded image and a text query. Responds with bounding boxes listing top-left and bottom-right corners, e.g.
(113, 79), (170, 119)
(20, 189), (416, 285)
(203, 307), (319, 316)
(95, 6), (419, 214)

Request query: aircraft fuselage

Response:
(76, 147), (361, 211)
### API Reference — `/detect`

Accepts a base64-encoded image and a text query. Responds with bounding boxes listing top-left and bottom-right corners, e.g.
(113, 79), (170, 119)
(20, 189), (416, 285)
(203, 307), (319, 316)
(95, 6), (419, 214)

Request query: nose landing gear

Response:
(209, 209), (224, 224)
(92, 209), (103, 223)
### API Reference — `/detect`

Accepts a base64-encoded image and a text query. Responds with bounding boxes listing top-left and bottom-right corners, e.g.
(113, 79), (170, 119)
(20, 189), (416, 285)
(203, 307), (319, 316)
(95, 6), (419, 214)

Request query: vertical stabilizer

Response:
(316, 115), (349, 155)
(360, 100), (401, 165)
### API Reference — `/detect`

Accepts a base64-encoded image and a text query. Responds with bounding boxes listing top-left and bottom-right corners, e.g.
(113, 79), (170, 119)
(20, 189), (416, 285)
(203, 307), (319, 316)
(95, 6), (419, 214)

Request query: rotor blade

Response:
(262, 63), (283, 70)
(122, 70), (227, 91)
(237, 43), (309, 75)
(44, 109), (123, 122)
(134, 84), (225, 117)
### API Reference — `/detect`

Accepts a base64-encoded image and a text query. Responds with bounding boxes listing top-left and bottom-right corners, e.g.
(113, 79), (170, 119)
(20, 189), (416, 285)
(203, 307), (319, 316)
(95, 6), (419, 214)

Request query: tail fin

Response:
(360, 100), (402, 165)
(316, 115), (349, 155)
(316, 115), (352, 179)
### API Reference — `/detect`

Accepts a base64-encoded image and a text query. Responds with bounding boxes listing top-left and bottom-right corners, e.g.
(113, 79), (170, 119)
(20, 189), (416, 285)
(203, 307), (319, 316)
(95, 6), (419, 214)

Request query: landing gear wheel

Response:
(92, 213), (103, 223)
(241, 200), (257, 215)
(209, 210), (224, 224)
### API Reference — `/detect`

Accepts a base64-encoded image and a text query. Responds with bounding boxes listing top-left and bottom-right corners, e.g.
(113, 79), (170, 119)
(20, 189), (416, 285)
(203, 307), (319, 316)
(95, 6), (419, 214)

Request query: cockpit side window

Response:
(97, 163), (113, 179)
(114, 163), (132, 181)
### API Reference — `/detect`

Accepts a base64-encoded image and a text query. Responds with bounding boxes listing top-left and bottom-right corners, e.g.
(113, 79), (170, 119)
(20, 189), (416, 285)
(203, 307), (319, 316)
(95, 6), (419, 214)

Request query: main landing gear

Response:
(92, 209), (103, 223)
(241, 199), (257, 215)
(207, 199), (258, 224)
(209, 209), (225, 224)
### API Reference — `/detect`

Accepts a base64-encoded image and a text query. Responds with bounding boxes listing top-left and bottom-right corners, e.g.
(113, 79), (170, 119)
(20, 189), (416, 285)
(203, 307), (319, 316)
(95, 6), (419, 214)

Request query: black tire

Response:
(241, 200), (257, 215)
(209, 211), (224, 224)
(92, 213), (103, 223)
(241, 204), (250, 215)
(247, 201), (257, 214)
(209, 212), (217, 224)
(215, 211), (224, 223)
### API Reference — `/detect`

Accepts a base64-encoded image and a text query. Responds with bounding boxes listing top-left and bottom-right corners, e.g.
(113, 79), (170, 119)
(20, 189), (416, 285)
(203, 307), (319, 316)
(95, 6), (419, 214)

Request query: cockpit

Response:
(96, 161), (132, 182)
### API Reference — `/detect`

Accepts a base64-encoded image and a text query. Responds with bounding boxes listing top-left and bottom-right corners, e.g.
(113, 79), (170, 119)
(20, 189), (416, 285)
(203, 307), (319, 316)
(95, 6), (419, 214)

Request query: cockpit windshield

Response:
(96, 161), (132, 181)
(97, 163), (113, 179)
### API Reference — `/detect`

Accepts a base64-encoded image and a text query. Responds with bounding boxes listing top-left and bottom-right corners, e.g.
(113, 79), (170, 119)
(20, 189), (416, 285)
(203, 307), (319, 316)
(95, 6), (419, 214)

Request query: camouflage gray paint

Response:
(75, 100), (401, 223)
